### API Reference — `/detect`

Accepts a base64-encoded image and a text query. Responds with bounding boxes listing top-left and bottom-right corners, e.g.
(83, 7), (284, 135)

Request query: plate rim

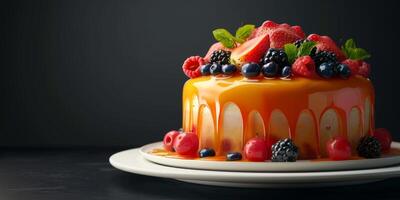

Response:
(109, 148), (400, 184)
(139, 141), (400, 172)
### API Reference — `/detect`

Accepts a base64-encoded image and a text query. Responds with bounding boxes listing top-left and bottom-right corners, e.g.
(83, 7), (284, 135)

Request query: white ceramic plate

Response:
(139, 141), (400, 172)
(109, 148), (400, 188)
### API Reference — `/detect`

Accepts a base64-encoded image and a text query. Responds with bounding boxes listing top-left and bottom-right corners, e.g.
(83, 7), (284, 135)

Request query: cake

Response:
(160, 20), (392, 162)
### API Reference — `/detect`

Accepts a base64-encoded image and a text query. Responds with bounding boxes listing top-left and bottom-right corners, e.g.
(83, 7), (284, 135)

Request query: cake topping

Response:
(221, 64), (237, 75)
(241, 62), (261, 78)
(182, 20), (372, 80)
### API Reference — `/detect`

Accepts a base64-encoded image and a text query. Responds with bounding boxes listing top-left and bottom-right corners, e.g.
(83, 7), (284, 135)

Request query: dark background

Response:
(1, 0), (399, 148)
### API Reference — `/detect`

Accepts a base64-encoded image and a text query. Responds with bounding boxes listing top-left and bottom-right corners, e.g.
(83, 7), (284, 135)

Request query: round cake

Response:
(182, 76), (374, 159)
(158, 20), (392, 162)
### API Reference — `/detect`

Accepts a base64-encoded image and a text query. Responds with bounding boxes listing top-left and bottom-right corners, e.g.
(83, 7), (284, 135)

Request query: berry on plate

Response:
(163, 130), (181, 152)
(292, 56), (317, 78)
(244, 138), (267, 162)
(226, 152), (242, 161)
(357, 136), (381, 158)
(373, 128), (392, 152)
(326, 136), (351, 160)
(173, 132), (199, 156)
(182, 56), (205, 78)
(199, 148), (216, 158)
(241, 62), (261, 78)
(230, 34), (269, 66)
(307, 34), (346, 61)
(271, 138), (299, 162)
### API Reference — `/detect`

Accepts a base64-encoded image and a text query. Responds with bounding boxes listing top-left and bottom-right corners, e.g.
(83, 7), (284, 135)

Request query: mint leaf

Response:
(212, 29), (236, 48)
(349, 48), (371, 60)
(235, 24), (255, 42)
(297, 41), (316, 57)
(341, 38), (371, 60)
(284, 43), (298, 64)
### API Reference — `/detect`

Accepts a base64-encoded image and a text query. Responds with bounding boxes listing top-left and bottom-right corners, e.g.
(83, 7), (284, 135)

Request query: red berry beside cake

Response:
(161, 20), (393, 162)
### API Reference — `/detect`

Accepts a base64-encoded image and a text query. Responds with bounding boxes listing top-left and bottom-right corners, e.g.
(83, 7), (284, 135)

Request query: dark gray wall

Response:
(1, 0), (399, 147)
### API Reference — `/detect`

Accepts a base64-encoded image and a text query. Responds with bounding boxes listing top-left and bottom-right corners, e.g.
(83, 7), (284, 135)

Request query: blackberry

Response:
(261, 48), (289, 68)
(312, 51), (338, 67)
(294, 39), (317, 57)
(357, 136), (381, 158)
(271, 138), (299, 162)
(210, 50), (231, 65)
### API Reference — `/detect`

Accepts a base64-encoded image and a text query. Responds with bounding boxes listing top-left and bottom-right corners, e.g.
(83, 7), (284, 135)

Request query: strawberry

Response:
(292, 56), (317, 78)
(182, 56), (205, 78)
(249, 20), (305, 48)
(307, 34), (346, 61)
(204, 42), (231, 63)
(230, 34), (270, 66)
(358, 61), (371, 78)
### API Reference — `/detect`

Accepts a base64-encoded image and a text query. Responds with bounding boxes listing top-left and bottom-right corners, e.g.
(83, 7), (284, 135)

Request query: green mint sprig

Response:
(212, 24), (255, 48)
(284, 41), (317, 64)
(341, 39), (371, 60)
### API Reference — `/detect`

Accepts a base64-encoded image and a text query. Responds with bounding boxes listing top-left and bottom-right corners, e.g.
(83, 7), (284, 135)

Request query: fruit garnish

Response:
(226, 152), (242, 161)
(163, 130), (181, 152)
(281, 66), (292, 78)
(357, 136), (381, 158)
(336, 63), (351, 79)
(221, 64), (237, 75)
(341, 59), (370, 78)
(182, 56), (205, 78)
(249, 20), (305, 48)
(241, 62), (261, 78)
(261, 62), (279, 78)
(204, 42), (231, 62)
(230, 34), (269, 66)
(284, 41), (316, 64)
(210, 50), (231, 65)
(173, 132), (199, 156)
(373, 128), (392, 152)
(307, 34), (346, 61)
(326, 136), (351, 160)
(200, 64), (212, 76)
(271, 138), (299, 162)
(341, 38), (371, 60)
(292, 55), (317, 78)
(210, 63), (222, 75)
(199, 148), (216, 158)
(358, 61), (371, 78)
(312, 51), (338, 67)
(212, 24), (255, 48)
(244, 138), (268, 162)
(317, 62), (336, 79)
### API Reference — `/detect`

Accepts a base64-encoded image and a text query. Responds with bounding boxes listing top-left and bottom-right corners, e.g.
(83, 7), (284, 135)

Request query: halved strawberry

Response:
(204, 42), (232, 63)
(249, 20), (305, 48)
(307, 34), (346, 61)
(230, 34), (270, 66)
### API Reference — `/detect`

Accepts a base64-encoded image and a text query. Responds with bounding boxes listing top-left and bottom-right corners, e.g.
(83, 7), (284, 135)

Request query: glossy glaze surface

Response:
(182, 75), (374, 158)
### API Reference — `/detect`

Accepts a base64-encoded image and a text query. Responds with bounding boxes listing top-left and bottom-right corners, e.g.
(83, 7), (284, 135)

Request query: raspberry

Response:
(182, 56), (205, 78)
(358, 61), (371, 78)
(292, 56), (317, 78)
(342, 59), (362, 74)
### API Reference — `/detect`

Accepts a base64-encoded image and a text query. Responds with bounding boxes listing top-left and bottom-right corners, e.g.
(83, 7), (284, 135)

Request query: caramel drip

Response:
(182, 75), (374, 158)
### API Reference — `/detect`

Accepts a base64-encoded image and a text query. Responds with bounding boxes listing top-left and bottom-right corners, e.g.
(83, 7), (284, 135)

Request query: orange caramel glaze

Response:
(182, 75), (375, 159)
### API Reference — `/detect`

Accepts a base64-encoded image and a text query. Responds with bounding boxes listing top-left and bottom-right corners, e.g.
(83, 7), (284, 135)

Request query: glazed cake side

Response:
(182, 76), (374, 159)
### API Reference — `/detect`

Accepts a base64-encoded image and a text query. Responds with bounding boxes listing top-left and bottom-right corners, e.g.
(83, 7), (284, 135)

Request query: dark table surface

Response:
(1, 148), (400, 200)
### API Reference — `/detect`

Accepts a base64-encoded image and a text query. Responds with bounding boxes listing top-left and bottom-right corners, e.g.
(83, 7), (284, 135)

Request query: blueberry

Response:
(222, 64), (237, 75)
(241, 63), (261, 78)
(336, 63), (351, 79)
(261, 62), (278, 77)
(199, 148), (216, 158)
(317, 62), (336, 78)
(226, 152), (242, 161)
(200, 64), (212, 76)
(281, 66), (292, 78)
(210, 63), (222, 75)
